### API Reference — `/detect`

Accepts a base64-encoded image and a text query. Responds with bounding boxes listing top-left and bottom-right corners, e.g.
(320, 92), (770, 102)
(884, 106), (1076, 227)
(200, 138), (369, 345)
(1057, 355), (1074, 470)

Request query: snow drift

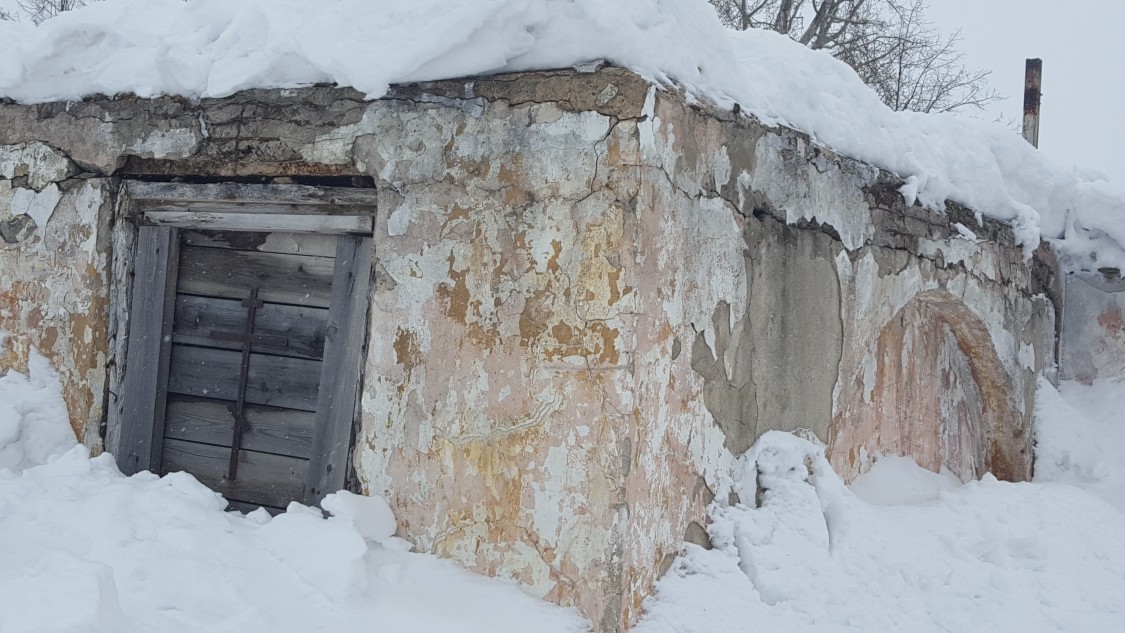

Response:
(3, 0), (1125, 265)
(3, 339), (1125, 631)
(1034, 377), (1125, 511)
(0, 350), (76, 472)
(0, 360), (586, 633)
(636, 426), (1125, 633)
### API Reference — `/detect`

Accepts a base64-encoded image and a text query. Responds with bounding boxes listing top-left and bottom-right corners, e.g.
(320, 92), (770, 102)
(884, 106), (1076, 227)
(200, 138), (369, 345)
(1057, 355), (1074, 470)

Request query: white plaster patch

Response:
(532, 446), (569, 546)
(685, 404), (741, 494)
(303, 128), (362, 166)
(713, 145), (731, 192)
(125, 128), (198, 159)
(661, 195), (747, 360)
(516, 111), (612, 198)
(303, 104), (396, 165)
(639, 89), (678, 176)
(303, 108), (382, 163)
(736, 169), (752, 211)
(74, 184), (104, 254)
(1019, 341), (1037, 371)
(0, 142), (71, 190)
(638, 86), (658, 154)
(748, 134), (876, 251)
(861, 352), (877, 403)
(10, 184), (62, 230)
(416, 419), (434, 453)
(917, 237), (999, 282)
(386, 201), (416, 237)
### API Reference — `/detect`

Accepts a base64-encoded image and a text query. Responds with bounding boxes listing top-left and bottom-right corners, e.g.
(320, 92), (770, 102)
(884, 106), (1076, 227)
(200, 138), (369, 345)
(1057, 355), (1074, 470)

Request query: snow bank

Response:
(0, 350), (77, 473)
(5, 350), (1125, 632)
(636, 426), (1125, 633)
(3, 0), (1124, 263)
(1035, 377), (1125, 511)
(849, 454), (961, 506)
(0, 357), (585, 633)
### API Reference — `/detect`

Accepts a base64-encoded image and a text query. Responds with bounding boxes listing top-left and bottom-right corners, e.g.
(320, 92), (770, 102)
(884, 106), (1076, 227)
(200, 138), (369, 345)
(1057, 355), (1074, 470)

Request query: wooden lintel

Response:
(143, 210), (374, 234)
(126, 181), (379, 208)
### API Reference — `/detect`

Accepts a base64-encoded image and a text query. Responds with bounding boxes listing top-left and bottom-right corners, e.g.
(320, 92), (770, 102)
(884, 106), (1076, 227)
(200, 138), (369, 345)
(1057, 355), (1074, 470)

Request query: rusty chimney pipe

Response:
(1022, 58), (1042, 148)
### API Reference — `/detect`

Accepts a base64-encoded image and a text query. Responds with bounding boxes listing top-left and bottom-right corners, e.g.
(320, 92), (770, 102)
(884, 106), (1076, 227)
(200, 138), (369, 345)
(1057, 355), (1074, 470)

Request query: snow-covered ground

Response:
(637, 409), (1125, 633)
(3, 355), (1124, 631)
(0, 355), (588, 633)
(3, 0), (1125, 266)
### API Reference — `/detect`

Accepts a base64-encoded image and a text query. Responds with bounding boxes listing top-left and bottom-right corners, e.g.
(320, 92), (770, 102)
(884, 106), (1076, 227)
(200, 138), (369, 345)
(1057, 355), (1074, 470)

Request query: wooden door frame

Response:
(110, 181), (376, 506)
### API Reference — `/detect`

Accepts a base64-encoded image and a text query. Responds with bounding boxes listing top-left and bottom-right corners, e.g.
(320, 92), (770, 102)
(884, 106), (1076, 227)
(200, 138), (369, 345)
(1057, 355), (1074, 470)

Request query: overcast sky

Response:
(928, 0), (1125, 183)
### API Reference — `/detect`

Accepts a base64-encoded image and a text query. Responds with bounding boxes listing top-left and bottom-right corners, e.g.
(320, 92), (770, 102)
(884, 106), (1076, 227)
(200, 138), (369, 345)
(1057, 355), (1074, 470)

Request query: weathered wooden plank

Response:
(113, 225), (179, 475)
(145, 210), (373, 234)
(306, 234), (373, 504)
(177, 245), (335, 308)
(173, 294), (328, 360)
(164, 395), (315, 459)
(182, 230), (338, 257)
(161, 438), (308, 508)
(126, 181), (379, 209)
(167, 345), (322, 412)
(140, 201), (372, 217)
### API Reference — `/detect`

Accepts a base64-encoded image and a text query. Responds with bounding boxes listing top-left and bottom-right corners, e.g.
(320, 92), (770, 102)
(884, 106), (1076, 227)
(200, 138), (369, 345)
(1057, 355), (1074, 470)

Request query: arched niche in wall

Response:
(829, 289), (1026, 483)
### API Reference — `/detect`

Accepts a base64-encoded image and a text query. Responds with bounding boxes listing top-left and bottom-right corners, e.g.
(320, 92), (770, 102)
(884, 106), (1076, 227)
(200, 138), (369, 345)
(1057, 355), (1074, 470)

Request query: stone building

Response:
(0, 67), (1059, 631)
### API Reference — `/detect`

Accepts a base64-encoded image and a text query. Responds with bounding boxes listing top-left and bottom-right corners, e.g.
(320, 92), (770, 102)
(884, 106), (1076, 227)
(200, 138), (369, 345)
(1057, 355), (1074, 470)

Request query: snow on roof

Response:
(2, 0), (1124, 266)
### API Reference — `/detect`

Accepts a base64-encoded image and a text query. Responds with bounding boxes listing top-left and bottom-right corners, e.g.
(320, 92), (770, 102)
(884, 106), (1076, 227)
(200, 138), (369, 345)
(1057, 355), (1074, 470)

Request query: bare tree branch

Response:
(16, 0), (89, 25)
(710, 0), (1000, 113)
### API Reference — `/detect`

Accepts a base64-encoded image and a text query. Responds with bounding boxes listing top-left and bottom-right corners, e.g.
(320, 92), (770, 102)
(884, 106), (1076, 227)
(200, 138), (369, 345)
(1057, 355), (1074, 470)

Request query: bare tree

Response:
(16, 0), (87, 25)
(710, 0), (999, 113)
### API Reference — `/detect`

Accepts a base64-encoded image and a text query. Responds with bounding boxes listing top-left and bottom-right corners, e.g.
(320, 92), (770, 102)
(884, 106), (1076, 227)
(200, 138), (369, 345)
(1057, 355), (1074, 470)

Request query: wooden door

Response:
(112, 182), (375, 512)
(161, 230), (333, 511)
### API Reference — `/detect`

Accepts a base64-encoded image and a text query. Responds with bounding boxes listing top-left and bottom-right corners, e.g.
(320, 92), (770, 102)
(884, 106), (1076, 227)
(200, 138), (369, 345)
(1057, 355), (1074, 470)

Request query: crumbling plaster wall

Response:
(350, 72), (652, 633)
(0, 65), (1060, 633)
(619, 90), (1058, 627)
(2, 68), (661, 632)
(0, 141), (113, 447)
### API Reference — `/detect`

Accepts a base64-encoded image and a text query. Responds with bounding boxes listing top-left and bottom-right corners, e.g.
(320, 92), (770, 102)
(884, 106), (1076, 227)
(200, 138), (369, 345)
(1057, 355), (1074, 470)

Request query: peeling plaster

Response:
(350, 86), (640, 630)
(0, 142), (71, 190)
(0, 180), (112, 448)
(746, 133), (877, 250)
(124, 127), (199, 159)
(623, 91), (1055, 629)
(10, 184), (62, 229)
